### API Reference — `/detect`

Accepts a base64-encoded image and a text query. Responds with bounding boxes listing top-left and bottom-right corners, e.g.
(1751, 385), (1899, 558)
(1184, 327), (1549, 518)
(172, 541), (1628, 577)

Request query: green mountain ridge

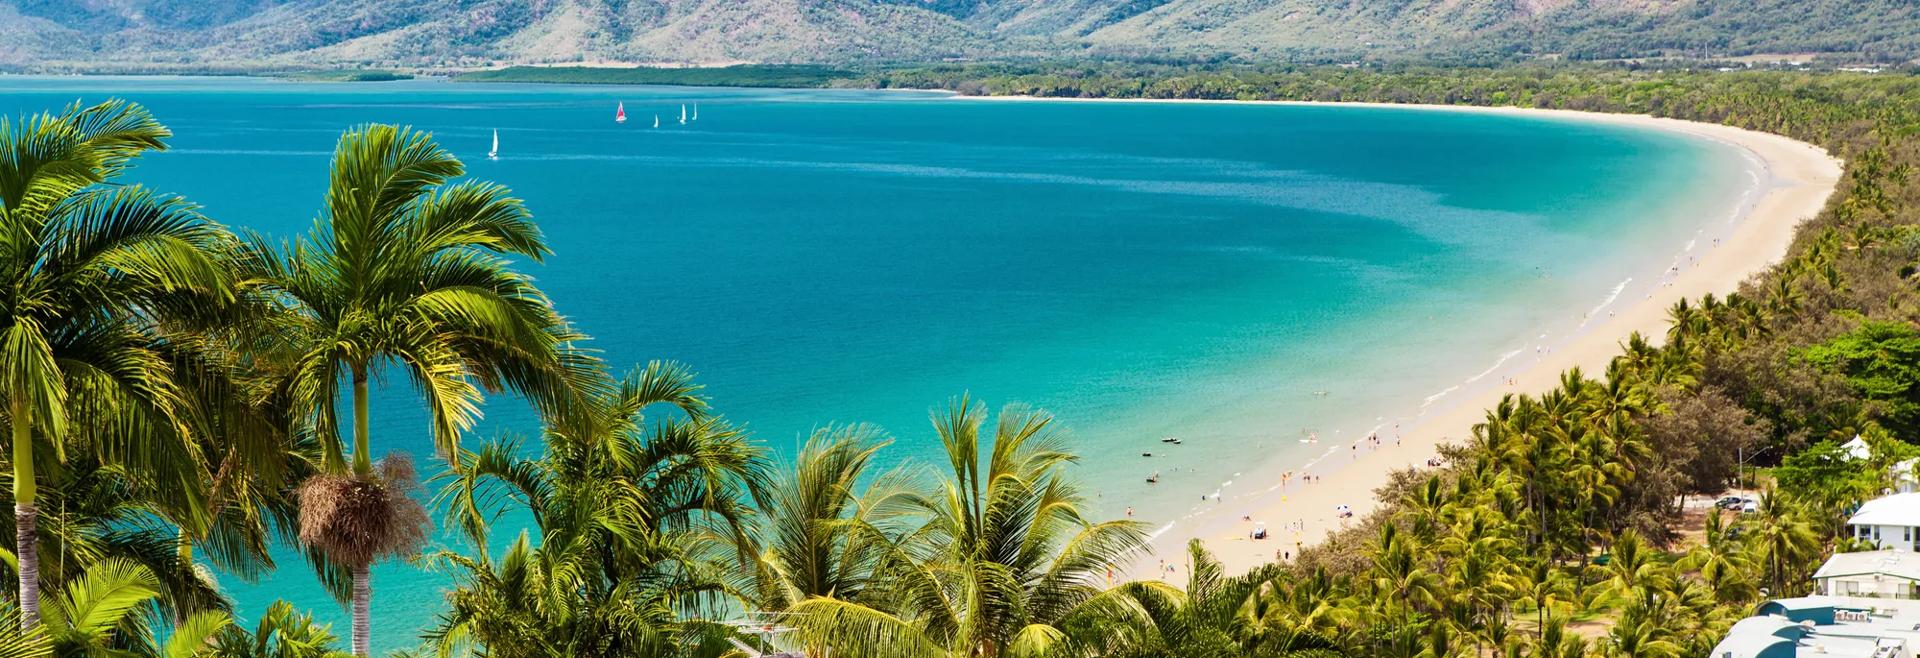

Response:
(2, 0), (1915, 69)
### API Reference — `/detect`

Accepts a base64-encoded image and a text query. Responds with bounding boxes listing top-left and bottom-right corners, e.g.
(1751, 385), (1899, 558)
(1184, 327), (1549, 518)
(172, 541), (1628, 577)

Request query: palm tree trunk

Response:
(12, 401), (37, 630)
(352, 370), (371, 476)
(352, 563), (371, 656)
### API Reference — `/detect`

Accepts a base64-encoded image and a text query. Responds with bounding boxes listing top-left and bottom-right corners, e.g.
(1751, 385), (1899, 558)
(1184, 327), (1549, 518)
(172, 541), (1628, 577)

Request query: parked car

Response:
(1716, 496), (1745, 510)
(1741, 499), (1759, 513)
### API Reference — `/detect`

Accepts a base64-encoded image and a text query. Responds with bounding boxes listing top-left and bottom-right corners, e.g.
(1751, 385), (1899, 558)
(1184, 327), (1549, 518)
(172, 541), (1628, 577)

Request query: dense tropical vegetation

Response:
(0, 64), (1917, 658)
(457, 66), (854, 88)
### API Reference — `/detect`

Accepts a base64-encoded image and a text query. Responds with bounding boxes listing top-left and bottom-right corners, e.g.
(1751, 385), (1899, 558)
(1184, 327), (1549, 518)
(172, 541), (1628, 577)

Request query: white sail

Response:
(692, 103), (699, 121)
(679, 104), (687, 125)
(488, 129), (498, 160)
(653, 115), (659, 128)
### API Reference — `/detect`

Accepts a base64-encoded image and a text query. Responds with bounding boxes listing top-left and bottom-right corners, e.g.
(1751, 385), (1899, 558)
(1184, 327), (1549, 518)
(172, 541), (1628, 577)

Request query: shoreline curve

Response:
(954, 93), (1845, 578)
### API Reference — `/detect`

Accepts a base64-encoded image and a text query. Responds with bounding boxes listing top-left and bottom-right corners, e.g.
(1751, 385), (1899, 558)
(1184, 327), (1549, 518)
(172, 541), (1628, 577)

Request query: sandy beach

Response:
(961, 95), (1844, 579)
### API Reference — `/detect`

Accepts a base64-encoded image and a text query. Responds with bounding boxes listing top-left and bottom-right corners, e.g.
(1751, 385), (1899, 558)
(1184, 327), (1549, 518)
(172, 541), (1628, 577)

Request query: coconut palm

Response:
(1742, 491), (1821, 597)
(1603, 589), (1684, 658)
(423, 531), (745, 658)
(208, 600), (352, 658)
(789, 397), (1160, 658)
(1595, 531), (1672, 605)
(1534, 616), (1589, 658)
(1361, 524), (1440, 658)
(1230, 569), (1350, 656)
(247, 123), (601, 655)
(1677, 510), (1757, 604)
(1517, 561), (1575, 639)
(429, 362), (761, 658)
(1089, 540), (1350, 658)
(0, 99), (238, 628)
(739, 423), (915, 611)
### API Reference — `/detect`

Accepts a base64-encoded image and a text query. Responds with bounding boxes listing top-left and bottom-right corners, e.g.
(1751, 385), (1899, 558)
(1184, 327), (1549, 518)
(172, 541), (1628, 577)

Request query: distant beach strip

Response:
(958, 96), (1843, 577)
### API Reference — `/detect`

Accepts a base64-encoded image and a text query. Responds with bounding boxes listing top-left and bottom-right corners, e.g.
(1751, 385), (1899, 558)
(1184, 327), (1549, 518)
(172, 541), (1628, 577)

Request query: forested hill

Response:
(1, 0), (1916, 71)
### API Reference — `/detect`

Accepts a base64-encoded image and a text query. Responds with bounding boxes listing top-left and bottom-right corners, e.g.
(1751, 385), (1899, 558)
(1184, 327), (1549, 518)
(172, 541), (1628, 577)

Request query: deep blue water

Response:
(0, 76), (1748, 651)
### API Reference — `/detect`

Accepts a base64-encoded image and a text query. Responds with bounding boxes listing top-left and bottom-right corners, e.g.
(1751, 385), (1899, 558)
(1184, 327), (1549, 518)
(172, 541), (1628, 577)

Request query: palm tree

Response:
(250, 123), (601, 655)
(1677, 509), (1757, 604)
(1603, 588), (1684, 658)
(6, 453), (232, 627)
(1517, 561), (1574, 639)
(1743, 491), (1820, 596)
(789, 397), (1161, 658)
(35, 557), (230, 658)
(430, 362), (761, 658)
(1595, 531), (1673, 605)
(1535, 615), (1588, 658)
(0, 99), (237, 628)
(740, 423), (914, 611)
(209, 600), (353, 658)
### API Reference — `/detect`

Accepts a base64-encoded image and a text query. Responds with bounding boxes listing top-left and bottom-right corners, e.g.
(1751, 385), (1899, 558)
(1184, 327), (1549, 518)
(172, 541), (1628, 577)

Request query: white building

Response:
(1717, 497), (1920, 657)
(1847, 493), (1920, 553)
(1894, 458), (1919, 494)
(1711, 596), (1920, 658)
(1815, 551), (1920, 599)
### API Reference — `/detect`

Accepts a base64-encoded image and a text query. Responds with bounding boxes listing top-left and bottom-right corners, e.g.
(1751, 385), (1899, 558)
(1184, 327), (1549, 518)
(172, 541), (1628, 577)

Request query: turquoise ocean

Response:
(0, 77), (1754, 650)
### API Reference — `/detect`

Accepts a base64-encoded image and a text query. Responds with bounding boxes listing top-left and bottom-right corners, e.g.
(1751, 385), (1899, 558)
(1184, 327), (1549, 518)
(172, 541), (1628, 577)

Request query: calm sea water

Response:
(0, 76), (1750, 650)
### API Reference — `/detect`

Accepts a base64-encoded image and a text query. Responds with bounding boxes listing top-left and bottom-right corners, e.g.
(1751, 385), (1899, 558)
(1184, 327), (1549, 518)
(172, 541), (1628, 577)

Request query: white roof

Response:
(1849, 493), (1920, 527)
(1844, 435), (1872, 460)
(1709, 631), (1793, 658)
(1715, 597), (1920, 658)
(1816, 550), (1920, 582)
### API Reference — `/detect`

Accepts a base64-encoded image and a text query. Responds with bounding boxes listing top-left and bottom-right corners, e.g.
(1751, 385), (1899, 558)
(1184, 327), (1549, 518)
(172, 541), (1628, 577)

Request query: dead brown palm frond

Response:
(296, 454), (431, 567)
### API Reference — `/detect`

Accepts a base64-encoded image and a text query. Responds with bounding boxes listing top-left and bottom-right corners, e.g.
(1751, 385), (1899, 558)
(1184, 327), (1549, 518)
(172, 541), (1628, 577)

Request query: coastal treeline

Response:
(456, 65), (854, 88)
(0, 64), (1918, 658)
(852, 64), (1920, 655)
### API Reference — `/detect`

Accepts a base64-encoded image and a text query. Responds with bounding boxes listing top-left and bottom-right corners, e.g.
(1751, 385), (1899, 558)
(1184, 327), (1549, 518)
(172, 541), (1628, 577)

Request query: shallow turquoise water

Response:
(0, 77), (1749, 650)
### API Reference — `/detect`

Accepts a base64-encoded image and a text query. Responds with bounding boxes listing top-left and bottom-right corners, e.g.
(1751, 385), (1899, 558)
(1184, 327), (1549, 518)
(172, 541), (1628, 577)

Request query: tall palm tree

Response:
(249, 123), (601, 655)
(790, 397), (1160, 658)
(1678, 510), (1757, 604)
(1362, 524), (1440, 658)
(1743, 491), (1820, 597)
(1595, 531), (1673, 604)
(0, 99), (236, 628)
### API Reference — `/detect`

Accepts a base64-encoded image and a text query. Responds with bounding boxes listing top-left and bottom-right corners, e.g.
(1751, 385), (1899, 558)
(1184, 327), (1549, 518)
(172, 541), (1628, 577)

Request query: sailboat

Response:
(679, 104), (687, 125)
(652, 114), (660, 129)
(487, 129), (498, 160)
(615, 102), (628, 123)
(691, 103), (699, 121)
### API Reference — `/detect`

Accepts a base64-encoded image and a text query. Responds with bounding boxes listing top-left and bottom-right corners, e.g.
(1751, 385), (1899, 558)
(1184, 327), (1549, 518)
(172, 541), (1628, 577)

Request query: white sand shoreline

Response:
(950, 93), (1845, 578)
